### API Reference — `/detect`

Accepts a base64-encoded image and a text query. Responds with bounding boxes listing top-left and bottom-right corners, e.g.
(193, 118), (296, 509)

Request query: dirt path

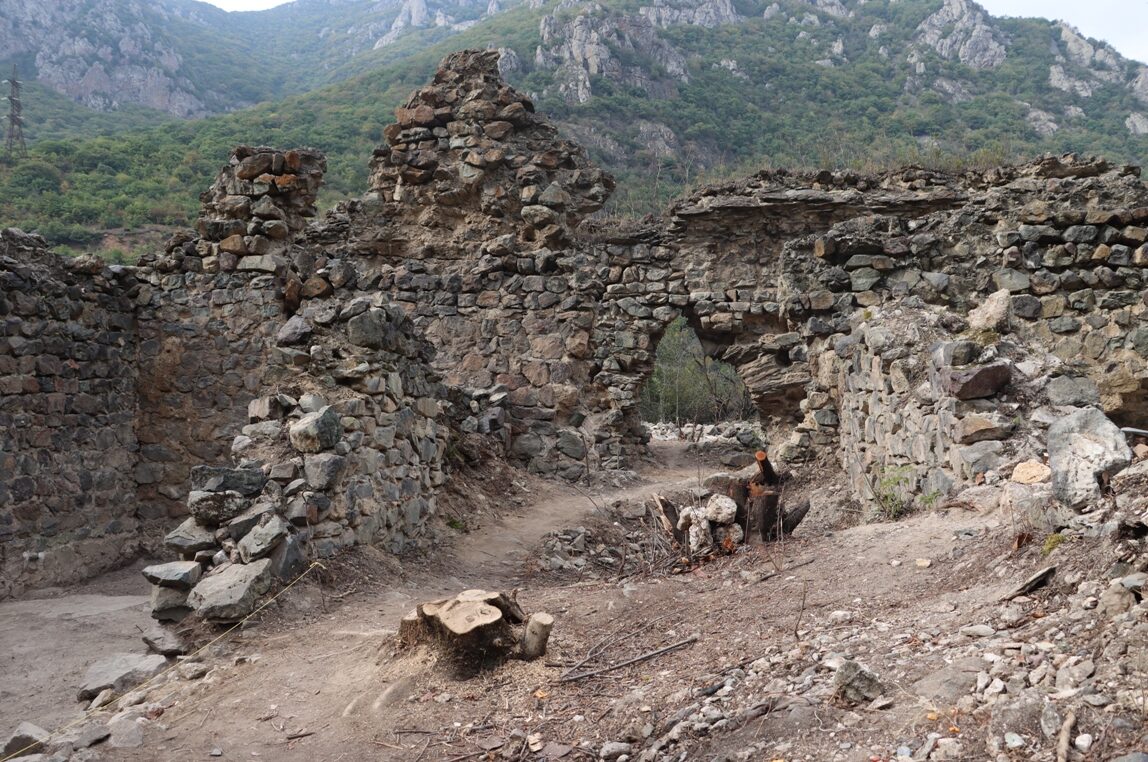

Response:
(0, 441), (709, 754)
(0, 563), (156, 735)
(7, 442), (1089, 761)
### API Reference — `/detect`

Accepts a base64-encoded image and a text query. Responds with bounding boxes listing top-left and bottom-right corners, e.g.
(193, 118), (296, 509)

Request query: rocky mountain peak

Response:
(915, 0), (1006, 70)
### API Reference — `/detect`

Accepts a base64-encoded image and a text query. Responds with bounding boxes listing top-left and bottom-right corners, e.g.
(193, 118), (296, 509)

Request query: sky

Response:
(200, 0), (1148, 64)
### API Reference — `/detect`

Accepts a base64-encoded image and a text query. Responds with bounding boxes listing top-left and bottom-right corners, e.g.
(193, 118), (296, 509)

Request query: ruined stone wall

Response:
(131, 146), (327, 522)
(0, 229), (143, 597)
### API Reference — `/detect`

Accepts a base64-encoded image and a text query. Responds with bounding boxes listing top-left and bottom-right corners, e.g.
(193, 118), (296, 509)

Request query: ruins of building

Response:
(4, 50), (1148, 612)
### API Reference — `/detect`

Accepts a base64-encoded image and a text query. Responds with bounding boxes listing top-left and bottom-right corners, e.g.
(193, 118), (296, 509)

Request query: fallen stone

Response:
(1099, 581), (1136, 617)
(107, 715), (144, 748)
(269, 533), (308, 581)
(150, 584), (191, 622)
(959, 624), (995, 638)
(142, 626), (187, 656)
(3, 722), (50, 757)
(77, 653), (167, 701)
(187, 559), (273, 621)
(164, 517), (219, 555)
(178, 661), (209, 680)
(912, 657), (982, 705)
(54, 722), (111, 751)
(945, 363), (1011, 400)
(1048, 407), (1132, 508)
(225, 502), (277, 541)
(141, 561), (202, 590)
(288, 407), (341, 453)
(832, 660), (884, 705)
(1000, 482), (1075, 532)
(238, 515), (290, 562)
(187, 490), (249, 526)
(191, 465), (268, 496)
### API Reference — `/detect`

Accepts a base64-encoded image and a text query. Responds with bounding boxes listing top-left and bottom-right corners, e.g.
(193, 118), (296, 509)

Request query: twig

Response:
(793, 580), (809, 641)
(559, 635), (699, 682)
(1056, 709), (1076, 762)
(286, 731), (315, 740)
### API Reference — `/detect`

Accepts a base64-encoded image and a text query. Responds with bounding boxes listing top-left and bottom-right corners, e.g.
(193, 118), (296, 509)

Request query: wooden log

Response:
(520, 612), (554, 660)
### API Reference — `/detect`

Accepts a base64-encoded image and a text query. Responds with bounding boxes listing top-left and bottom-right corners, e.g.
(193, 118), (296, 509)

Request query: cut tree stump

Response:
(401, 589), (552, 675)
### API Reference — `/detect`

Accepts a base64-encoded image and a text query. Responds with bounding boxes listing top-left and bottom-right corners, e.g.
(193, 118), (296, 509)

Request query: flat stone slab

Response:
(142, 561), (202, 590)
(3, 721), (50, 757)
(77, 652), (167, 701)
(164, 517), (219, 554)
(190, 465), (269, 496)
(187, 559), (272, 622)
(238, 515), (289, 562)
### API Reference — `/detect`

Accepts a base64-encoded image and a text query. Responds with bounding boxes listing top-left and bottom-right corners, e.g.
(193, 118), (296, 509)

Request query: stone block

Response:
(238, 515), (290, 562)
(1049, 407), (1131, 508)
(187, 559), (273, 622)
(945, 363), (1011, 400)
(142, 561), (202, 590)
(289, 407), (341, 452)
(187, 490), (249, 526)
(191, 465), (268, 496)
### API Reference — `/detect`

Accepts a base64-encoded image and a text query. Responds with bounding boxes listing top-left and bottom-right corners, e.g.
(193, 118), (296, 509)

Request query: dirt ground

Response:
(2, 441), (1142, 761)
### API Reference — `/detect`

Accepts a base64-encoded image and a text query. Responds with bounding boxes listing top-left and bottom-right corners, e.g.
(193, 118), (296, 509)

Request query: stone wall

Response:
(7, 52), (1148, 601)
(0, 229), (143, 597)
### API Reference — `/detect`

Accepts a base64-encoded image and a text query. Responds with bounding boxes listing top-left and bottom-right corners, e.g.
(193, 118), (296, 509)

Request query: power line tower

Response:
(5, 64), (28, 161)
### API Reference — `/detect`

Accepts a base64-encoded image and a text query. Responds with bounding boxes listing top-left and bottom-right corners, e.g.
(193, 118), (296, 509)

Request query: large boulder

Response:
(187, 559), (273, 622)
(1048, 407), (1132, 509)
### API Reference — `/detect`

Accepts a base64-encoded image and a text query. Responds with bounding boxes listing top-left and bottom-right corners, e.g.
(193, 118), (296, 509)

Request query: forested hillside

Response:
(2, 0), (1147, 251)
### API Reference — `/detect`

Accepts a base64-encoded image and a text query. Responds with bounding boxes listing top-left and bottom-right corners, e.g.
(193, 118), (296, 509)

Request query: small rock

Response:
(1074, 733), (1093, 752)
(832, 660), (884, 705)
(599, 741), (632, 760)
(959, 624), (995, 638)
(915, 558), (933, 568)
(178, 661), (209, 680)
(703, 494), (738, 524)
(1003, 732), (1025, 749)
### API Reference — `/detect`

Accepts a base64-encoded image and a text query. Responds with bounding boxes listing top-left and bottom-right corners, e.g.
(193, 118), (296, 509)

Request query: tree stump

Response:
(400, 589), (551, 676)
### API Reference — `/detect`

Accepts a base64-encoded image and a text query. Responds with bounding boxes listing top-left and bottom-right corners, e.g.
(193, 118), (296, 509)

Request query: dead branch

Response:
(558, 635), (699, 682)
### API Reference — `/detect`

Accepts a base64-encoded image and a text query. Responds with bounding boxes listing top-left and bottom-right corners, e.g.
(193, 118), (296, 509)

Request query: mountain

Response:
(0, 0), (513, 117)
(2, 0), (1148, 250)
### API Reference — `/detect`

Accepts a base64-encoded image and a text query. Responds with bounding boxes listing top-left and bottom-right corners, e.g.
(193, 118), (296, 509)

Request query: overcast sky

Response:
(201, 0), (1148, 64)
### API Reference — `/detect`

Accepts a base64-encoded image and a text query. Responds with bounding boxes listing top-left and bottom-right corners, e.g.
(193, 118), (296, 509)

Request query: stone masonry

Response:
(6, 52), (1148, 604)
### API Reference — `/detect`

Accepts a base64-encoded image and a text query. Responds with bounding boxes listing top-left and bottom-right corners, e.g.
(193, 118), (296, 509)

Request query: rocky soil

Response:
(3, 438), (1146, 762)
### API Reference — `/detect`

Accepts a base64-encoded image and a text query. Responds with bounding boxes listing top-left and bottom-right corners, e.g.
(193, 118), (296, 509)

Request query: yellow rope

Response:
(1, 560), (327, 762)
